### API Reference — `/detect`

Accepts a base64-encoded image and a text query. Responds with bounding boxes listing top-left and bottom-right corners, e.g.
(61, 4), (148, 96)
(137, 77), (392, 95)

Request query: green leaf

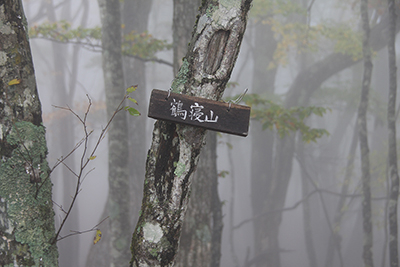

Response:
(126, 85), (138, 93)
(128, 97), (138, 105)
(126, 107), (141, 116)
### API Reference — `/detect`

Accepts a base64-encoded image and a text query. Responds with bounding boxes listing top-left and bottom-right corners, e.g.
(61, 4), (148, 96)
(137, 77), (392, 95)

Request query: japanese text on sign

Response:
(170, 98), (218, 123)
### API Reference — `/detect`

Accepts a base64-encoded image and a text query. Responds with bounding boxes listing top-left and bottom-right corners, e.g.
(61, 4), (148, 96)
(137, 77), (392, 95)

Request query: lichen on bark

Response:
(0, 122), (58, 266)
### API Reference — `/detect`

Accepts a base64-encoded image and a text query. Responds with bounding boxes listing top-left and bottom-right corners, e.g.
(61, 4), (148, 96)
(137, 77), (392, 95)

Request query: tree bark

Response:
(359, 0), (374, 266)
(130, 0), (252, 266)
(98, 0), (130, 266)
(0, 0), (59, 265)
(175, 132), (221, 267)
(386, 1), (398, 266)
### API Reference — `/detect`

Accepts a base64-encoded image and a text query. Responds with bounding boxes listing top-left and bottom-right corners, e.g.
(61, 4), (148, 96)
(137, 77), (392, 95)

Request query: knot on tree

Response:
(203, 30), (230, 75)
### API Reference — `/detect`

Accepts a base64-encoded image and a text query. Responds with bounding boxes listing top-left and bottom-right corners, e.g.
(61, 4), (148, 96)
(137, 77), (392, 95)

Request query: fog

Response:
(22, 0), (400, 266)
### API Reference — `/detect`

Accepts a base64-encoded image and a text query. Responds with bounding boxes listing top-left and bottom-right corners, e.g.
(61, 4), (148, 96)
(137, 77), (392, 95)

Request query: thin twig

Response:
(51, 92), (132, 244)
(57, 216), (109, 242)
(52, 201), (68, 215)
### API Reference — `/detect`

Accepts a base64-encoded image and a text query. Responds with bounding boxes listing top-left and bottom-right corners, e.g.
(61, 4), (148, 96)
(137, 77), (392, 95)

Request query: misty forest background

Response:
(21, 0), (400, 266)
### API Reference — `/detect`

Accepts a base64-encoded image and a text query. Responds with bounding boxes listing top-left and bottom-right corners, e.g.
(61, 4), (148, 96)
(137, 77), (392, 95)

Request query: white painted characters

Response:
(170, 99), (218, 123)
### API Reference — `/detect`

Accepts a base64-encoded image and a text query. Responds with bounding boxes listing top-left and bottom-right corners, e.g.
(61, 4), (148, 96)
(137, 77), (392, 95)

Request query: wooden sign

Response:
(148, 89), (250, 137)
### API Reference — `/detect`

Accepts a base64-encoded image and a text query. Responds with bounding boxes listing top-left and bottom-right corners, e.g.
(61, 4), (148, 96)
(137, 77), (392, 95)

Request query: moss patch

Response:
(171, 58), (190, 93)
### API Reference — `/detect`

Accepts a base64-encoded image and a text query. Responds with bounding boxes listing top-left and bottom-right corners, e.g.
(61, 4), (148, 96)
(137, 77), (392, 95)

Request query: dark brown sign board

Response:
(148, 89), (251, 137)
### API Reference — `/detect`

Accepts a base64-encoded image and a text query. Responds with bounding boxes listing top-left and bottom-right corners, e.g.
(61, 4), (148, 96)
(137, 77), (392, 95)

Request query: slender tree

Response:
(130, 0), (253, 265)
(0, 0), (59, 265)
(358, 0), (374, 266)
(98, 0), (131, 265)
(249, 13), (278, 267)
(386, 0), (398, 266)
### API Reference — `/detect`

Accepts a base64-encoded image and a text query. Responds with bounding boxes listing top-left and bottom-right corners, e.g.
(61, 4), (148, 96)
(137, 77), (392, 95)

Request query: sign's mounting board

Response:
(148, 89), (251, 137)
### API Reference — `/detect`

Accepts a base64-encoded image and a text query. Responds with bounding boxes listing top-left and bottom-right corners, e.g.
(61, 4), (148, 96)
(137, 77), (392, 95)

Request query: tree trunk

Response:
(175, 132), (221, 267)
(130, 0), (253, 266)
(386, 1), (398, 266)
(359, 0), (374, 266)
(249, 19), (278, 267)
(298, 142), (318, 267)
(172, 1), (224, 266)
(0, 0), (59, 265)
(98, 0), (131, 266)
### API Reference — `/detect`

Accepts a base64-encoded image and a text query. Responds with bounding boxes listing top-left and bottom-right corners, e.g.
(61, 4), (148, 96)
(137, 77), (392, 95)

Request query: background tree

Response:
(248, 2), (278, 266)
(386, 0), (398, 266)
(358, 0), (374, 265)
(0, 0), (58, 265)
(98, 0), (130, 265)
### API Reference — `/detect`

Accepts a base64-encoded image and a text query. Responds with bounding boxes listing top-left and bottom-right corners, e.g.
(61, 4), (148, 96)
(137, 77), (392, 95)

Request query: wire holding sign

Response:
(148, 89), (251, 137)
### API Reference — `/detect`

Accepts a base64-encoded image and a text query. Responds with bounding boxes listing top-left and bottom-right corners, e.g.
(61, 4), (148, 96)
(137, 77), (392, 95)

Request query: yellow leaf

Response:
(89, 156), (97, 160)
(8, 79), (21, 85)
(93, 229), (102, 244)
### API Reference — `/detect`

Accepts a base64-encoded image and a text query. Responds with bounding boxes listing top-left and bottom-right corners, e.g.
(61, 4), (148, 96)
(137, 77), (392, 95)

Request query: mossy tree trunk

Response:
(359, 0), (374, 266)
(386, 1), (398, 266)
(98, 0), (130, 266)
(130, 0), (253, 266)
(0, 0), (59, 265)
